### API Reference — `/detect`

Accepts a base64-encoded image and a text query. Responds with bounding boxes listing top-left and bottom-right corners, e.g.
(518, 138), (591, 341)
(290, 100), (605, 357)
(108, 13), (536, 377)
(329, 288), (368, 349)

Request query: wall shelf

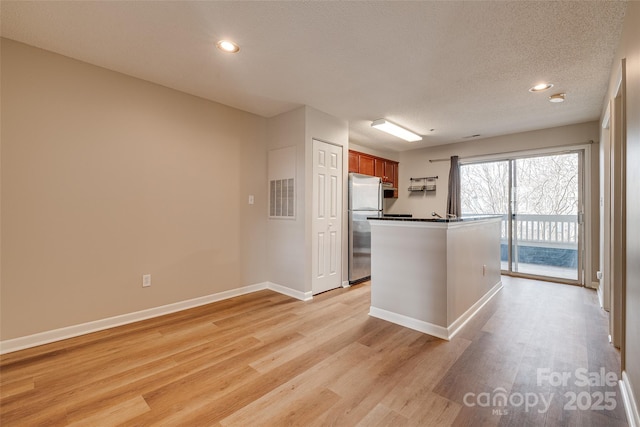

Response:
(408, 176), (438, 192)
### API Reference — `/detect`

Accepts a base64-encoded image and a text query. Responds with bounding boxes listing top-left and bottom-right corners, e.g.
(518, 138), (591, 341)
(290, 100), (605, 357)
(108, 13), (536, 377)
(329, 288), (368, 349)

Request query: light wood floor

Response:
(0, 276), (628, 426)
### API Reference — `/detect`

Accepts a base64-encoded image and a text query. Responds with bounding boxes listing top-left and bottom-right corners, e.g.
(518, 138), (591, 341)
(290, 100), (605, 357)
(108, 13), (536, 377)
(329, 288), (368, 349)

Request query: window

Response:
(461, 151), (583, 283)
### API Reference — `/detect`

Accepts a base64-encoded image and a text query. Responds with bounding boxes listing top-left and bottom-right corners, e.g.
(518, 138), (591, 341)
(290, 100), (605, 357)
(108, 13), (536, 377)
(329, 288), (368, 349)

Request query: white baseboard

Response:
(342, 280), (350, 288)
(597, 284), (605, 308)
(0, 281), (311, 355)
(369, 307), (449, 340)
(621, 371), (640, 427)
(447, 281), (503, 340)
(266, 282), (313, 302)
(369, 280), (503, 341)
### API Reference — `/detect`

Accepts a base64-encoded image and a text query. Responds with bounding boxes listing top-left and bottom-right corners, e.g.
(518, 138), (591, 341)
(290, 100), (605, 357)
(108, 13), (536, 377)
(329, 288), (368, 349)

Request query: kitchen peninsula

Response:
(368, 216), (502, 340)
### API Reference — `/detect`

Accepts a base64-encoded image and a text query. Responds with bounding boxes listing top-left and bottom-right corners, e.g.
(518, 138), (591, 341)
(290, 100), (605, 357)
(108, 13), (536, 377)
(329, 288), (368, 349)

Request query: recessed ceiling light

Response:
(216, 40), (240, 53)
(529, 83), (553, 92)
(549, 93), (566, 103)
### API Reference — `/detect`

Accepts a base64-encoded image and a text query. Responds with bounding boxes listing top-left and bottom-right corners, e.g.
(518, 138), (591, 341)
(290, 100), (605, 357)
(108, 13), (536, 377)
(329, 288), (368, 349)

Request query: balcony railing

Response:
(499, 214), (578, 249)
(464, 214), (579, 275)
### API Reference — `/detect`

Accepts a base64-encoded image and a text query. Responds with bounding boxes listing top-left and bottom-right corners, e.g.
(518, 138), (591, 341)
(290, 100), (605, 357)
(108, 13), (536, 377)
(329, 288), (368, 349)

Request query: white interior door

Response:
(312, 139), (343, 295)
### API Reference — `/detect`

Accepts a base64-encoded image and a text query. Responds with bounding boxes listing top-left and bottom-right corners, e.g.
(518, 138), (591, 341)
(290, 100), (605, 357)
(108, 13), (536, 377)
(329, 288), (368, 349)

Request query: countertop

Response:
(369, 215), (502, 223)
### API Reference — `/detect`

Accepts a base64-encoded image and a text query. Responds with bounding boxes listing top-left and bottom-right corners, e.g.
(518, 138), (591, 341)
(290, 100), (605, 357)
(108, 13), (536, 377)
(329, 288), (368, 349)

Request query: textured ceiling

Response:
(0, 1), (627, 152)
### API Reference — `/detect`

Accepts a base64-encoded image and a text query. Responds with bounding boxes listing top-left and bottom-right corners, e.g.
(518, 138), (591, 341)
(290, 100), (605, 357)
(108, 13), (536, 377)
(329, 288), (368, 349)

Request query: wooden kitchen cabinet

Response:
(373, 157), (397, 184)
(349, 150), (377, 177)
(385, 160), (397, 184)
(349, 150), (399, 198)
(385, 160), (399, 198)
(374, 158), (385, 180)
(358, 154), (375, 176)
(348, 151), (359, 173)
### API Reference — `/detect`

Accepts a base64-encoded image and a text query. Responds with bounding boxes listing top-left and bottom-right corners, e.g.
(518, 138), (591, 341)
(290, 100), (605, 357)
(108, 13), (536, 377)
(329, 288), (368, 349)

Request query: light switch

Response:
(248, 195), (255, 205)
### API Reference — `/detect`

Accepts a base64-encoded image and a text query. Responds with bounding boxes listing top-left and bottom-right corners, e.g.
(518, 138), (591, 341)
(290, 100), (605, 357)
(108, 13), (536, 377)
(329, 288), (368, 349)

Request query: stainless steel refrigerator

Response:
(348, 173), (383, 284)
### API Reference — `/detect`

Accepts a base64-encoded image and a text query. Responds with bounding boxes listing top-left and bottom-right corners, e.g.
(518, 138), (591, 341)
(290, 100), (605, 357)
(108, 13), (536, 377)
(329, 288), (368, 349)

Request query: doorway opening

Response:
(460, 151), (584, 285)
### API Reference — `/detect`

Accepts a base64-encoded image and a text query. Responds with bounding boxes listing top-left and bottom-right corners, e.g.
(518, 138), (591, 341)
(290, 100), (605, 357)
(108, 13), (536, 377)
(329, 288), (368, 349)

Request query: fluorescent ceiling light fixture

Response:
(371, 119), (422, 142)
(549, 93), (566, 103)
(529, 83), (553, 92)
(216, 40), (240, 53)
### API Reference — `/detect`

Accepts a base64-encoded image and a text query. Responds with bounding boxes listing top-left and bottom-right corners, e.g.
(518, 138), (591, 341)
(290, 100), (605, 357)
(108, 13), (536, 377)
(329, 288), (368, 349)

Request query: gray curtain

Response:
(446, 155), (461, 217)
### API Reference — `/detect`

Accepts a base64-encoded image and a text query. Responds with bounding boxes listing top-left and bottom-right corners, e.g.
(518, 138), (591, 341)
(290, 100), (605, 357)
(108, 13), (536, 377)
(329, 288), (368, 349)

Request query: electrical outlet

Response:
(142, 274), (151, 287)
(248, 195), (254, 205)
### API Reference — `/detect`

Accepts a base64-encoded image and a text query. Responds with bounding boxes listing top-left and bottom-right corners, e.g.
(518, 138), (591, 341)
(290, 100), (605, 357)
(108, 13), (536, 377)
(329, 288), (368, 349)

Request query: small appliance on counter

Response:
(348, 173), (383, 284)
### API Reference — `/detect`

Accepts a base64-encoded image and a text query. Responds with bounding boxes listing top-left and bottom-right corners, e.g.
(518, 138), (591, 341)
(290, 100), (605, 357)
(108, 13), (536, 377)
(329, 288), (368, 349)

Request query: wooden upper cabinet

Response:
(374, 158), (385, 180)
(348, 151), (359, 173)
(386, 161), (399, 198)
(385, 161), (397, 185)
(358, 155), (375, 176)
(349, 150), (399, 198)
(377, 159), (397, 184)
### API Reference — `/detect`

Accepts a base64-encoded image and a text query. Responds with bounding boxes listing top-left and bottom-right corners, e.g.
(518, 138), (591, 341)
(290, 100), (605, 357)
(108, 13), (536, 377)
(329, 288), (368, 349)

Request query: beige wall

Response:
(391, 122), (600, 285)
(0, 39), (268, 340)
(348, 142), (400, 162)
(603, 1), (640, 417)
(392, 122), (598, 216)
(266, 107), (306, 292)
(266, 106), (349, 294)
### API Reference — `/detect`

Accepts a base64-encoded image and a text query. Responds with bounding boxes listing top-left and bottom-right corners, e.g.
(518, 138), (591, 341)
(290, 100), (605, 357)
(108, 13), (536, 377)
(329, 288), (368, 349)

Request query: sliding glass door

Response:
(460, 160), (510, 270)
(461, 151), (583, 284)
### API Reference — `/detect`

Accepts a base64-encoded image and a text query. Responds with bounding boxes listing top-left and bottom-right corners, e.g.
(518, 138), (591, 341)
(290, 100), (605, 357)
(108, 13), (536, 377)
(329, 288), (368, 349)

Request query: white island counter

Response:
(368, 216), (502, 340)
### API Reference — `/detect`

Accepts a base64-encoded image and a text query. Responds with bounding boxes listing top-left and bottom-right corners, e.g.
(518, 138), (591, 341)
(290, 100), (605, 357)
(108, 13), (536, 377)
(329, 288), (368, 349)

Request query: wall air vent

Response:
(269, 178), (295, 218)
